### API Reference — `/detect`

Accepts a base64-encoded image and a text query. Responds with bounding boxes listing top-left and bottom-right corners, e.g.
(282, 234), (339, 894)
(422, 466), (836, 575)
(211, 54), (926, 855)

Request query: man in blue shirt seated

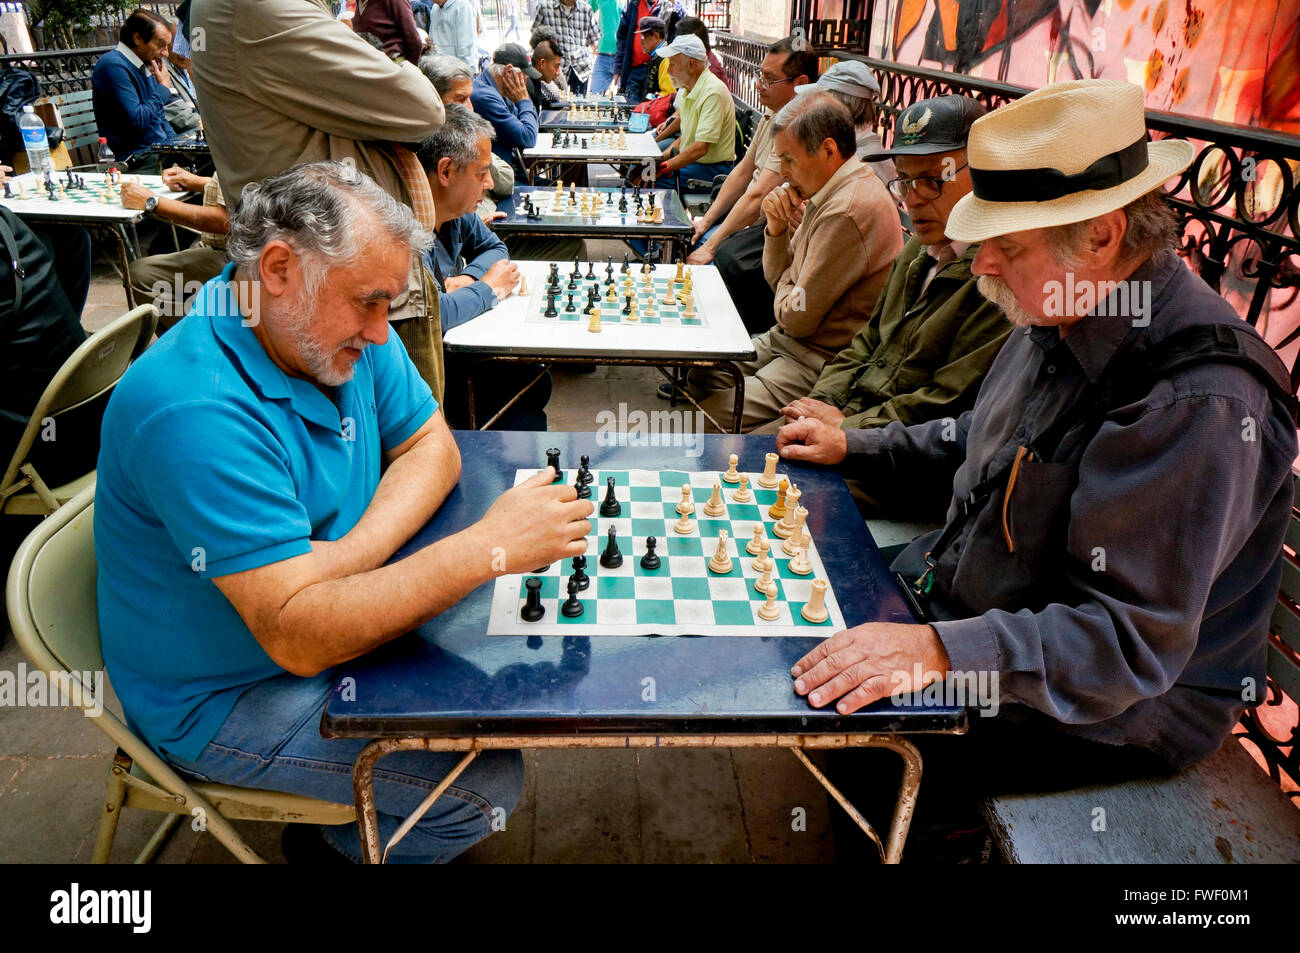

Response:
(91, 8), (177, 168)
(471, 44), (540, 173)
(416, 104), (552, 431)
(95, 161), (593, 863)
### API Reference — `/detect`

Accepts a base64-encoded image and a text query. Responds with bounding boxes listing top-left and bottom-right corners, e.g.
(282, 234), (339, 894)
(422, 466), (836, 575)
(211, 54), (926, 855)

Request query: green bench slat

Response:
(1281, 557), (1300, 613)
(1271, 596), (1300, 656)
(1267, 639), (1300, 704)
(1285, 511), (1300, 555)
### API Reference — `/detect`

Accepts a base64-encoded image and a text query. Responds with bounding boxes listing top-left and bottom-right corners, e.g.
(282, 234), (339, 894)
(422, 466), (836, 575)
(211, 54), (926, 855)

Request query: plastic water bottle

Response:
(19, 105), (52, 176)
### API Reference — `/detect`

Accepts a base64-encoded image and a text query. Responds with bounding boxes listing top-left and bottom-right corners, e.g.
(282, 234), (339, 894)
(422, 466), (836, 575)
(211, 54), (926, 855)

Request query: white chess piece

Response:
(708, 530), (732, 574)
(754, 563), (774, 596)
(751, 538), (772, 575)
(757, 580), (781, 621)
(757, 452), (780, 488)
(783, 506), (810, 556)
(774, 486), (802, 539)
(675, 483), (695, 516)
(674, 510), (694, 535)
(746, 524), (765, 556)
(721, 454), (740, 484)
(703, 480), (726, 517)
(800, 579), (829, 624)
(789, 545), (813, 576)
(732, 473), (753, 503)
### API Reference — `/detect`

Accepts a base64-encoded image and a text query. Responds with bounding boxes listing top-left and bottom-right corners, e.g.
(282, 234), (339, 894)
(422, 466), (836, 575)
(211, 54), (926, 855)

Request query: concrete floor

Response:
(0, 234), (846, 864)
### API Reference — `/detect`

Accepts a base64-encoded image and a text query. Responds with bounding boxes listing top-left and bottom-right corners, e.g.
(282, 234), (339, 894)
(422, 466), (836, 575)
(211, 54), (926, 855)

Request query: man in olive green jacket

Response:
(777, 95), (1011, 515)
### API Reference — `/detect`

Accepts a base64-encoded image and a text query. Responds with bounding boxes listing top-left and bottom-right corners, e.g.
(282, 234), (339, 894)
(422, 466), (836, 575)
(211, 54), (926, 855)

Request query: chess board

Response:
(525, 130), (660, 161)
(487, 467), (847, 637)
(0, 172), (176, 219)
(518, 187), (670, 225)
(526, 263), (709, 328)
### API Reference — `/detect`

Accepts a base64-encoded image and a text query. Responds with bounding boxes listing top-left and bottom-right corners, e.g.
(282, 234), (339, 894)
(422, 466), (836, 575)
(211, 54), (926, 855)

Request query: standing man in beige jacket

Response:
(687, 93), (902, 433)
(190, 0), (449, 395)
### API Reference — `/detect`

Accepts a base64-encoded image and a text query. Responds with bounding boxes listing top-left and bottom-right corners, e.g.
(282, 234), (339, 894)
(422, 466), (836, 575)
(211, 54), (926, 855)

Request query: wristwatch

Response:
(144, 196), (158, 214)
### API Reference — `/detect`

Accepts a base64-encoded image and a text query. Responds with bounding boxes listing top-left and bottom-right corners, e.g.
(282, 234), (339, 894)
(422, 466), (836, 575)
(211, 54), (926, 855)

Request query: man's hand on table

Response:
(781, 397), (844, 426)
(119, 181), (153, 210)
(470, 466), (593, 573)
(792, 622), (951, 714)
(444, 274), (476, 292)
(482, 258), (520, 300)
(776, 416), (847, 465)
(161, 165), (204, 192)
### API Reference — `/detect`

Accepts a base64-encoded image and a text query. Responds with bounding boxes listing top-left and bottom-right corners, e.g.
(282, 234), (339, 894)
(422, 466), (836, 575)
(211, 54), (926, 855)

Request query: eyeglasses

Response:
(887, 163), (968, 201)
(757, 74), (796, 90)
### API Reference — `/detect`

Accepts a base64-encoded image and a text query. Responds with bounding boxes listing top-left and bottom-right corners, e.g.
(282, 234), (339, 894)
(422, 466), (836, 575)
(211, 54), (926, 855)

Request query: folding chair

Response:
(5, 484), (356, 863)
(0, 304), (156, 518)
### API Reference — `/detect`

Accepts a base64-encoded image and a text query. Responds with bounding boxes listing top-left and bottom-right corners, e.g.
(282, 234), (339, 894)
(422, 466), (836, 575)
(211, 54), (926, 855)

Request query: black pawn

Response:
(2, 181), (9, 199)
(565, 292), (576, 312)
(578, 454), (593, 484)
(521, 577), (545, 621)
(574, 472), (590, 498)
(622, 295), (632, 316)
(570, 554), (589, 590)
(546, 447), (562, 482)
(600, 526), (623, 568)
(544, 292), (558, 317)
(561, 577), (585, 617)
(620, 253), (630, 273)
(571, 256), (581, 278)
(585, 261), (596, 280)
(604, 257), (615, 285)
(640, 536), (661, 571)
(599, 476), (621, 517)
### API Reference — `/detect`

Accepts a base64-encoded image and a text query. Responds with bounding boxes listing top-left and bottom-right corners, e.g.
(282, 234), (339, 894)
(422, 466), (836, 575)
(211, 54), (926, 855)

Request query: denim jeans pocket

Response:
(200, 671), (337, 767)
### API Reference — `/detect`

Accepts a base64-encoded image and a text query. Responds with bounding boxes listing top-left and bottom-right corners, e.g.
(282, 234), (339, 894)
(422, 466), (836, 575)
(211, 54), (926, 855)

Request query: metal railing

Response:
(714, 31), (766, 111)
(0, 45), (109, 96)
(694, 0), (731, 33)
(790, 0), (875, 55)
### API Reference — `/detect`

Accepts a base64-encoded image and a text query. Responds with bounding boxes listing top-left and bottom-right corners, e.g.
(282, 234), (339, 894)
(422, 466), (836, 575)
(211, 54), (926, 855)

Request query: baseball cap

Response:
(656, 34), (707, 61)
(863, 94), (988, 160)
(794, 60), (880, 99)
(635, 16), (667, 35)
(493, 43), (542, 80)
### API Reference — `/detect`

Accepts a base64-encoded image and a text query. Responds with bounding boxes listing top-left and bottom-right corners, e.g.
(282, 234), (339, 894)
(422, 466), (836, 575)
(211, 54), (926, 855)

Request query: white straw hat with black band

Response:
(945, 79), (1195, 243)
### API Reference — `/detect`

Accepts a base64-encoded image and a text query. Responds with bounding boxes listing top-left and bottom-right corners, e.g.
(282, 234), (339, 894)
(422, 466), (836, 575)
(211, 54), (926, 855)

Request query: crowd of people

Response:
(7, 3), (1294, 865)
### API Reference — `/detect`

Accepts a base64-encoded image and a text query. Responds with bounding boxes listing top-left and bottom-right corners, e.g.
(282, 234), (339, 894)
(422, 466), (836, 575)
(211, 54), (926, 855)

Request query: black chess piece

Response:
(544, 292), (558, 317)
(581, 137), (588, 149)
(571, 256), (581, 278)
(585, 261), (596, 280)
(565, 292), (576, 312)
(46, 181), (57, 201)
(578, 454), (593, 484)
(2, 181), (9, 199)
(622, 294), (632, 315)
(561, 577), (585, 617)
(648, 191), (656, 209)
(604, 258), (615, 286)
(600, 526), (623, 568)
(570, 554), (590, 591)
(620, 253), (630, 273)
(599, 476), (621, 517)
(521, 577), (546, 621)
(547, 262), (560, 288)
(574, 472), (591, 498)
(546, 447), (562, 482)
(640, 536), (661, 571)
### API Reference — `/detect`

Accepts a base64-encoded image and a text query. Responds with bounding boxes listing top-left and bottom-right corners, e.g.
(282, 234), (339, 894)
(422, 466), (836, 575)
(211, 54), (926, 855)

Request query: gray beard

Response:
(977, 275), (1040, 328)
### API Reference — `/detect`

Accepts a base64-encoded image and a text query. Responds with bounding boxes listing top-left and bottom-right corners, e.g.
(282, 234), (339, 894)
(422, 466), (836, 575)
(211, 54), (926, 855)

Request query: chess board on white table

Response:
(524, 131), (662, 164)
(0, 172), (185, 221)
(487, 466), (847, 637)
(442, 260), (754, 362)
(558, 93), (628, 106)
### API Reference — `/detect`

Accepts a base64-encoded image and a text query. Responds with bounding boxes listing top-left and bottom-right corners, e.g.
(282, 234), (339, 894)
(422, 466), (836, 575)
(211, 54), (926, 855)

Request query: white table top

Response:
(443, 260), (757, 361)
(0, 172), (184, 222)
(557, 93), (628, 106)
(524, 131), (661, 163)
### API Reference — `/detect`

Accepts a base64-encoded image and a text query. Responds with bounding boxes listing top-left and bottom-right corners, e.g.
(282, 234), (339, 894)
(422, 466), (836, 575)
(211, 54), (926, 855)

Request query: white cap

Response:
(657, 34), (707, 61)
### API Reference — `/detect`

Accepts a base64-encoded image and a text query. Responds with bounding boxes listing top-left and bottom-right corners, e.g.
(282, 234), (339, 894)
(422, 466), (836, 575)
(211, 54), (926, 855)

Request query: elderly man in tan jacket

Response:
(686, 93), (902, 433)
(191, 0), (449, 395)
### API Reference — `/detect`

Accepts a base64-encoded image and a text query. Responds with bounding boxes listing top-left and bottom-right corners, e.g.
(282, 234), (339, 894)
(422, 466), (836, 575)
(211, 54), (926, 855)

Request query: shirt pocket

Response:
(1004, 458), (1076, 569)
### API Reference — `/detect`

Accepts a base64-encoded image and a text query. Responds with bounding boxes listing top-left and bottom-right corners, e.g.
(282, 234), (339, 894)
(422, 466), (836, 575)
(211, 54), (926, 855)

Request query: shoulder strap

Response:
(0, 213), (23, 314)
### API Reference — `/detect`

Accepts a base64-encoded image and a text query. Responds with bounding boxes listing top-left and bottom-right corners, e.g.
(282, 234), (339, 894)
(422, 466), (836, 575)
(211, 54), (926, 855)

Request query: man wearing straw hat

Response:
(777, 80), (1298, 853)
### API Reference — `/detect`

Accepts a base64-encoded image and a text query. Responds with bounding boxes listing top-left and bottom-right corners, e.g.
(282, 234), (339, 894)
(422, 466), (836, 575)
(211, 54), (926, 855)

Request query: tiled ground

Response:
(0, 233), (845, 864)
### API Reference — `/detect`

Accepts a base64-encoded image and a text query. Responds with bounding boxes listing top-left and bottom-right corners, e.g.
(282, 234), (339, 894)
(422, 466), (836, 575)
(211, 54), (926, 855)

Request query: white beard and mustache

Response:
(276, 288), (369, 388)
(977, 274), (1041, 328)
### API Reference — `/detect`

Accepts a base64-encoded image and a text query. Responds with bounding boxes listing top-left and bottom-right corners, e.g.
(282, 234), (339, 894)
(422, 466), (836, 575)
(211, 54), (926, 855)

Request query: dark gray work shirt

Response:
(845, 250), (1297, 768)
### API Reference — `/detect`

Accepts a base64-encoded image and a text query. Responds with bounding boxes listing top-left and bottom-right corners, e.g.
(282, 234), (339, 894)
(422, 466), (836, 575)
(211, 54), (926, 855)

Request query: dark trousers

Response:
(33, 225), (91, 316)
(441, 353), (553, 432)
(714, 221), (775, 336)
(622, 63), (648, 104)
(565, 67), (587, 95)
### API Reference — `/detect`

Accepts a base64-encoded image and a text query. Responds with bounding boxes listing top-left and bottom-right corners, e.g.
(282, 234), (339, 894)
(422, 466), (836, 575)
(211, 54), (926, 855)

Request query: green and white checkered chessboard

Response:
(526, 267), (707, 328)
(487, 467), (847, 637)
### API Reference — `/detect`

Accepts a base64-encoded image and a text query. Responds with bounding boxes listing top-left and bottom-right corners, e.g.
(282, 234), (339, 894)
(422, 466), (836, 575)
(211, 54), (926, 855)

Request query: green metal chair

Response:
(1, 304), (156, 518)
(5, 484), (356, 863)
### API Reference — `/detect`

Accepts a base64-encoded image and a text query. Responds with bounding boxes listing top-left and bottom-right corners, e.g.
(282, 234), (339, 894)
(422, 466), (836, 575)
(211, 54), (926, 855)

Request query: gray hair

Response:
(228, 161), (433, 294)
(419, 53), (474, 98)
(1047, 189), (1180, 269)
(772, 92), (856, 159)
(823, 87), (876, 128)
(416, 103), (495, 173)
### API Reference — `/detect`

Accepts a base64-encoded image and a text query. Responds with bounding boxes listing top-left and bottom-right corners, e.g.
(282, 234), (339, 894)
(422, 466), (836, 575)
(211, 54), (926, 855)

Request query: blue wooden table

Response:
(494, 185), (694, 261)
(322, 431), (965, 862)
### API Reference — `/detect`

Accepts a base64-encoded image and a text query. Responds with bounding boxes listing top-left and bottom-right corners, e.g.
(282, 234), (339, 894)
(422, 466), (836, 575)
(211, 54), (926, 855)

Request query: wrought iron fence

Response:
(713, 31), (765, 111)
(0, 45), (108, 96)
(790, 0), (874, 55)
(694, 1), (731, 33)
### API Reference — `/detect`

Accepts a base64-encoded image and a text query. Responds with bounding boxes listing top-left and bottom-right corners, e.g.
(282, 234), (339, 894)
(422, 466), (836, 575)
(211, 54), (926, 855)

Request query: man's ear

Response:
(258, 240), (294, 297)
(1087, 210), (1128, 269)
(437, 156), (456, 187)
(820, 138), (838, 165)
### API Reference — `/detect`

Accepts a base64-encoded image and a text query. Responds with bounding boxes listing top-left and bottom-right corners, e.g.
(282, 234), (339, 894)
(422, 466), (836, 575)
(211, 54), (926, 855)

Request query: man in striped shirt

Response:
(532, 0), (601, 94)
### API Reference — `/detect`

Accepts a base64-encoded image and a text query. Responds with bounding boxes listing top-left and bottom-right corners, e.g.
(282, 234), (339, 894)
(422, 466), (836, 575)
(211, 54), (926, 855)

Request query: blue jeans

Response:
(590, 53), (616, 96)
(657, 160), (734, 195)
(622, 63), (649, 104)
(165, 671), (524, 863)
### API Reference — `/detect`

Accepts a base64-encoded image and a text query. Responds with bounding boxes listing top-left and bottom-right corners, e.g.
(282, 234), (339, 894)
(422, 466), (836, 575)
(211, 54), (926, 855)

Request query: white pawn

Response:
(800, 579), (829, 624)
(708, 530), (732, 574)
(722, 454), (741, 484)
(674, 509), (695, 535)
(789, 545), (813, 575)
(661, 281), (678, 307)
(675, 483), (695, 516)
(783, 506), (810, 556)
(746, 524), (765, 556)
(757, 580), (781, 621)
(732, 473), (753, 503)
(757, 452), (779, 488)
(517, 272), (529, 296)
(703, 480), (726, 517)
(754, 563), (774, 596)
(751, 537), (772, 575)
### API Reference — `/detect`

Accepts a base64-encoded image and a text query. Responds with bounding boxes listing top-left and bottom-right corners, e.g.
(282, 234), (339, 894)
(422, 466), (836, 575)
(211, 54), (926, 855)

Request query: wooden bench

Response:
(981, 477), (1300, 863)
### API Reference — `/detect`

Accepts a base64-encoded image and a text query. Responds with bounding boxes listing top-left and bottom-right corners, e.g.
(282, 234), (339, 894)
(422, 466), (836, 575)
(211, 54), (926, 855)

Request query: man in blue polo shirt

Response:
(95, 161), (593, 863)
(91, 8), (177, 167)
